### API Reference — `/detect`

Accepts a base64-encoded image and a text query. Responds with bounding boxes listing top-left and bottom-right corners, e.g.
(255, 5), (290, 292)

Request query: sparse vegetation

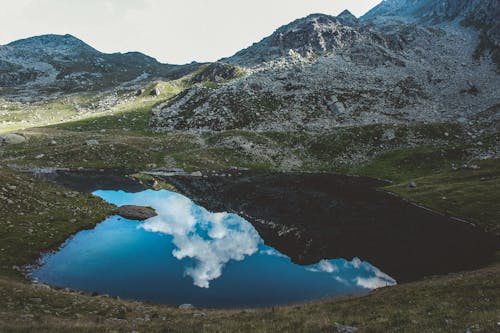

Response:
(0, 81), (498, 333)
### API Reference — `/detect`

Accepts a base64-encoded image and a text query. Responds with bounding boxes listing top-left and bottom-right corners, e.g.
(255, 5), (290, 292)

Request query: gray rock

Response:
(383, 128), (396, 141)
(0, 133), (26, 145)
(85, 139), (99, 146)
(334, 322), (358, 333)
(408, 181), (417, 188)
(179, 303), (196, 310)
(117, 205), (157, 221)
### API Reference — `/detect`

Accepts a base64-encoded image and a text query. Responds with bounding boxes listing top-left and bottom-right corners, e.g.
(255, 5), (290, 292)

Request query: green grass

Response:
(352, 146), (469, 182)
(0, 99), (80, 133)
(53, 81), (184, 134)
(384, 158), (500, 235)
(0, 167), (115, 279)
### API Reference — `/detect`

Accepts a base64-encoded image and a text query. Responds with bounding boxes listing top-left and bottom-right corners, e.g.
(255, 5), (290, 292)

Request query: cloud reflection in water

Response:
(94, 189), (396, 290)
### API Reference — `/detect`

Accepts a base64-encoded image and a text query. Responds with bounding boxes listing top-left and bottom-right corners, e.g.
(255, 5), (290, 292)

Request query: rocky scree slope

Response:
(0, 34), (201, 100)
(151, 7), (500, 133)
(362, 0), (500, 65)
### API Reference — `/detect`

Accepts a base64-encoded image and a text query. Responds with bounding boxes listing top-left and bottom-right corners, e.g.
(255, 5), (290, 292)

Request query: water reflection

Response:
(29, 189), (396, 307)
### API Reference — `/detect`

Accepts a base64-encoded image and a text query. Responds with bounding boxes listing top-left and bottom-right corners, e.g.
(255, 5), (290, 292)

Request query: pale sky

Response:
(0, 0), (381, 64)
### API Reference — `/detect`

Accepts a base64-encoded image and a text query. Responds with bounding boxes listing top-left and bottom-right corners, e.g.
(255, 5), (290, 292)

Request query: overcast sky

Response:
(0, 0), (381, 64)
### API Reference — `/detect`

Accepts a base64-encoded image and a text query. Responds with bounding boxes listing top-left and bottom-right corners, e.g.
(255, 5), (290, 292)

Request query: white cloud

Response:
(260, 248), (288, 258)
(140, 193), (260, 288)
(307, 257), (396, 290)
(0, 0), (381, 64)
(308, 259), (337, 273)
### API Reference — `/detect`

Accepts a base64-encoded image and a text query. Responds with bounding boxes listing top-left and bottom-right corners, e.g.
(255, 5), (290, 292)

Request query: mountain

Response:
(223, 12), (369, 66)
(362, 0), (499, 64)
(362, 0), (498, 23)
(0, 34), (201, 99)
(150, 2), (500, 132)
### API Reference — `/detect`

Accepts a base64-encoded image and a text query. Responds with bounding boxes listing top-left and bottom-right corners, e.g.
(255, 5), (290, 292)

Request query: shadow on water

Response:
(163, 171), (499, 283)
(37, 169), (499, 285)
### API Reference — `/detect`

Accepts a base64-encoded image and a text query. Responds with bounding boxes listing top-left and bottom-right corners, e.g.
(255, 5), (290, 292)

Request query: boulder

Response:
(150, 87), (161, 97)
(84, 139), (99, 146)
(0, 133), (26, 145)
(178, 304), (196, 310)
(135, 89), (144, 96)
(382, 128), (396, 141)
(334, 322), (358, 333)
(117, 205), (157, 221)
(408, 181), (417, 188)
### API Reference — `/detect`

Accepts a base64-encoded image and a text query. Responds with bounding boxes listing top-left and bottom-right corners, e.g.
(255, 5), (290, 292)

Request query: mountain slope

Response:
(362, 0), (499, 65)
(151, 6), (500, 133)
(0, 34), (201, 99)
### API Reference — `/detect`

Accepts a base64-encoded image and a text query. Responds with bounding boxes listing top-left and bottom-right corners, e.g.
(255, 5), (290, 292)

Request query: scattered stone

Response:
(179, 304), (196, 310)
(85, 139), (99, 146)
(35, 154), (45, 159)
(382, 128), (396, 141)
(117, 205), (157, 221)
(135, 89), (144, 96)
(32, 283), (51, 290)
(334, 322), (358, 333)
(49, 140), (57, 146)
(408, 181), (417, 188)
(190, 171), (203, 177)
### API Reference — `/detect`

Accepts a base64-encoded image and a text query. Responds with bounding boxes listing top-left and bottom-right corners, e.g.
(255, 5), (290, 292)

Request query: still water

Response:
(29, 189), (395, 308)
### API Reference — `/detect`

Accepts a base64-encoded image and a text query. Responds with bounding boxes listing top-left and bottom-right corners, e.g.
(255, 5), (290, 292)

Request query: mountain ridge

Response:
(151, 1), (500, 133)
(0, 34), (202, 100)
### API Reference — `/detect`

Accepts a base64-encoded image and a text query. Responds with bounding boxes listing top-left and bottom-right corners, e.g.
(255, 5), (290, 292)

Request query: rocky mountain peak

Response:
(6, 34), (97, 55)
(0, 34), (203, 99)
(224, 13), (368, 66)
(337, 9), (359, 26)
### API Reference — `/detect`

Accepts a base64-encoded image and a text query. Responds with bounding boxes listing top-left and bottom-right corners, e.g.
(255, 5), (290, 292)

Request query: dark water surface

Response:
(30, 170), (498, 308)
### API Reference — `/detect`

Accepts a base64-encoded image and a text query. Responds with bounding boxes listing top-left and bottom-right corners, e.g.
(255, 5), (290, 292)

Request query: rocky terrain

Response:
(150, 4), (499, 136)
(0, 1), (499, 331)
(0, 34), (201, 101)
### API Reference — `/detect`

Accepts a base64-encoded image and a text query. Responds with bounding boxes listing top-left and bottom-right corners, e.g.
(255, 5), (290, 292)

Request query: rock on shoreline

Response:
(117, 205), (157, 221)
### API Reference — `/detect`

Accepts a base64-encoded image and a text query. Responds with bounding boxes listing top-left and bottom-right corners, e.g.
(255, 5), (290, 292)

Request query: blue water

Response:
(29, 189), (396, 308)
